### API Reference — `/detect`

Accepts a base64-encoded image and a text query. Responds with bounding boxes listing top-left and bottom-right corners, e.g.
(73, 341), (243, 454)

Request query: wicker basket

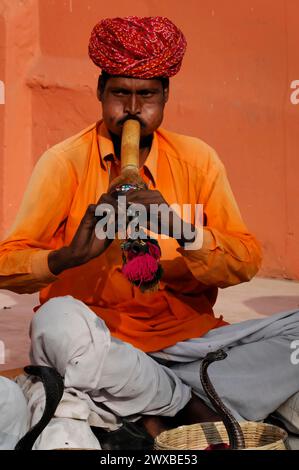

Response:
(155, 421), (288, 450)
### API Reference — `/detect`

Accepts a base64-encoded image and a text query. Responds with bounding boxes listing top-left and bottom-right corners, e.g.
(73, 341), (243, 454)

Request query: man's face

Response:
(99, 76), (169, 138)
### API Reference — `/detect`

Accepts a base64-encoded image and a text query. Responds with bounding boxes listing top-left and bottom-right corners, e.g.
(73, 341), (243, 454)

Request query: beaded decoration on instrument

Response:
(108, 119), (162, 292)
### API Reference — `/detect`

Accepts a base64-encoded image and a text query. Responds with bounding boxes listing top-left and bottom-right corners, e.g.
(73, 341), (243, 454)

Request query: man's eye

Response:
(112, 90), (128, 96)
(140, 92), (153, 97)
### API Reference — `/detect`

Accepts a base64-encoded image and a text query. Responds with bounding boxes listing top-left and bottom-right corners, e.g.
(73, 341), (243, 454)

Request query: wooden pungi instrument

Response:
(108, 119), (162, 293)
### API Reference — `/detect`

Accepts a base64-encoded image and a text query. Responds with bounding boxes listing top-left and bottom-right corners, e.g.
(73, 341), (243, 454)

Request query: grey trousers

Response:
(0, 377), (28, 449)
(29, 295), (299, 423)
(151, 311), (299, 421)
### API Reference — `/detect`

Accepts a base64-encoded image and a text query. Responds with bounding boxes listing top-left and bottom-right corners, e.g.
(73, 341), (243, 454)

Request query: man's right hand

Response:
(48, 193), (120, 275)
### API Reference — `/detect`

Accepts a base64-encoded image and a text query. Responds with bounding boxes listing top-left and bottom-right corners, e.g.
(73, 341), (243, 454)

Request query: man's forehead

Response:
(106, 76), (163, 90)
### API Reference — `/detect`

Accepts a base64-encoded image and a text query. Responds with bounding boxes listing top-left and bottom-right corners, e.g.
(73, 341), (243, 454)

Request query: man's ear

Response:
(97, 75), (103, 102)
(97, 87), (102, 102)
(163, 87), (169, 103)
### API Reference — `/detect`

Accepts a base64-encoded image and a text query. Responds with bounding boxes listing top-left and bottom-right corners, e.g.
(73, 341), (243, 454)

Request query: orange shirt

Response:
(0, 122), (262, 352)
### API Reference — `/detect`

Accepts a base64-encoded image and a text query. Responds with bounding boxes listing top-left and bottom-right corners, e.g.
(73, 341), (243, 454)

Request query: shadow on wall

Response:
(244, 296), (299, 316)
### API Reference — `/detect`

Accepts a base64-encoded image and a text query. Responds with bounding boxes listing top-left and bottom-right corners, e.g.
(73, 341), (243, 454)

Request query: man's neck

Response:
(109, 132), (153, 168)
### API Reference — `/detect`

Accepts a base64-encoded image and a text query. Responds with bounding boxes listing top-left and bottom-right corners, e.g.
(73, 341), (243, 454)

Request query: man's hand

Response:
(48, 193), (119, 275)
(126, 189), (197, 246)
(48, 188), (198, 276)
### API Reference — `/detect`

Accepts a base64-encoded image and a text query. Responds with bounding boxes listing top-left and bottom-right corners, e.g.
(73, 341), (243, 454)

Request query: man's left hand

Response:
(125, 189), (197, 246)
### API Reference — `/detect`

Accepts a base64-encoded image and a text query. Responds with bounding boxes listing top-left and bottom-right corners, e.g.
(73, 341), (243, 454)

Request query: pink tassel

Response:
(122, 253), (159, 283)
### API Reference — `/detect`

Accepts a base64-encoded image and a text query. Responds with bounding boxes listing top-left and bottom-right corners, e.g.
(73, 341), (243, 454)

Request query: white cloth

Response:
(0, 377), (28, 449)
(274, 391), (299, 434)
(27, 295), (191, 449)
(16, 373), (102, 450)
(27, 296), (299, 447)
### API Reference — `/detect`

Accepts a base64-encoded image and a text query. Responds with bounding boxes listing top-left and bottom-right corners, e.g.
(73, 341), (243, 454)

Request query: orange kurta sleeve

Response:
(0, 149), (75, 293)
(178, 149), (262, 288)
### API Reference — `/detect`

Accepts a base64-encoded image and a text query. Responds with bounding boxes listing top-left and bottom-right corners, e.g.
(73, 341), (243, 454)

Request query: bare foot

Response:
(140, 416), (173, 438)
(175, 393), (221, 425)
(140, 394), (221, 438)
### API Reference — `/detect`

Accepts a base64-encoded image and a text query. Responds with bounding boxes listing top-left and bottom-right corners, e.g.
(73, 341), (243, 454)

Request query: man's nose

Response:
(124, 94), (141, 115)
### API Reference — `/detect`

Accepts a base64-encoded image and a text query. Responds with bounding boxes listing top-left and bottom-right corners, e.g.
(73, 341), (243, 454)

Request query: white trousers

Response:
(4, 294), (297, 449)
(152, 311), (299, 421)
(29, 296), (299, 423)
(29, 296), (191, 420)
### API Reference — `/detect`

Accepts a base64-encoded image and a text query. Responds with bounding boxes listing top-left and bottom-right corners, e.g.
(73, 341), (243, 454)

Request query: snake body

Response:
(15, 365), (64, 450)
(200, 349), (245, 449)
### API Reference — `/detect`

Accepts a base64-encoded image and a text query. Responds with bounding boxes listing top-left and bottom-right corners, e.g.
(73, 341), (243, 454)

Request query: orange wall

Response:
(0, 0), (299, 279)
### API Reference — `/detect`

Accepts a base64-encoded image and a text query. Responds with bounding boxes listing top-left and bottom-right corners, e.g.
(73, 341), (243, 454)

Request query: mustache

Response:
(117, 116), (146, 129)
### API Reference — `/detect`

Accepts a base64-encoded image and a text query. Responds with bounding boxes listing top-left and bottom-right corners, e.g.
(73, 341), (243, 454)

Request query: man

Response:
(0, 16), (298, 447)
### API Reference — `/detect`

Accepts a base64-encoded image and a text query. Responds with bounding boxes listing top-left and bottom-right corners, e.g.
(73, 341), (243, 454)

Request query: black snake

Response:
(14, 349), (245, 450)
(15, 365), (64, 450)
(200, 349), (245, 449)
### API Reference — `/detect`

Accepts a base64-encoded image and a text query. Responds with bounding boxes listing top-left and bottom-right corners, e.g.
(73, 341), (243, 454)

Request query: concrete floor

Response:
(0, 276), (298, 448)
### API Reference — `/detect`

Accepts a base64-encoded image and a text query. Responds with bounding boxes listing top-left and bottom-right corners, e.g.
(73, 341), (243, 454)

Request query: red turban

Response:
(88, 16), (187, 78)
